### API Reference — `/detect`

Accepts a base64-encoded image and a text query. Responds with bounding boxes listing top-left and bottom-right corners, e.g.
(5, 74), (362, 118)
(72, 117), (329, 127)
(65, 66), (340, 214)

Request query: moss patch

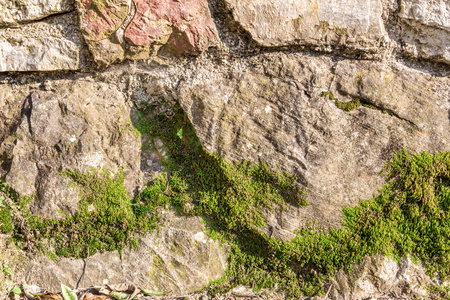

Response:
(133, 103), (450, 297)
(335, 98), (361, 111)
(1, 169), (163, 258)
(319, 92), (394, 115)
(319, 90), (335, 100)
(0, 103), (307, 262)
(2, 100), (450, 298)
(0, 206), (12, 234)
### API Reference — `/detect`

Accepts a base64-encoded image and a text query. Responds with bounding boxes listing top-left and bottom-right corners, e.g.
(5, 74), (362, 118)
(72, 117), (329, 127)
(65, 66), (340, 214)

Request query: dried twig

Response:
(323, 284), (332, 300)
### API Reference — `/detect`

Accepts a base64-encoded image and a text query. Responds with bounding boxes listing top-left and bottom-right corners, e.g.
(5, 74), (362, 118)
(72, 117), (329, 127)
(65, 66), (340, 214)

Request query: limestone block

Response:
(399, 0), (450, 64)
(0, 13), (83, 72)
(0, 0), (73, 26)
(1, 79), (142, 218)
(174, 52), (450, 237)
(224, 0), (388, 55)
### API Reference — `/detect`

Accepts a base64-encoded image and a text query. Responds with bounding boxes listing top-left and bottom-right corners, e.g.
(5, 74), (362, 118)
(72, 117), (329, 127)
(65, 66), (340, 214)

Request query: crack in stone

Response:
(0, 8), (76, 29)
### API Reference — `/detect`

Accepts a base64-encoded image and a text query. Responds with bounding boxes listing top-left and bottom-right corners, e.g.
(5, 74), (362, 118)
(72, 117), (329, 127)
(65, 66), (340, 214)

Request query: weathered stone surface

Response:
(0, 234), (28, 299)
(331, 256), (433, 299)
(77, 0), (130, 42)
(0, 78), (142, 218)
(399, 0), (450, 64)
(76, 0), (219, 66)
(0, 85), (25, 144)
(125, 0), (218, 55)
(25, 212), (228, 293)
(171, 52), (450, 239)
(0, 13), (83, 72)
(224, 0), (389, 55)
(0, 0), (74, 26)
(400, 0), (450, 30)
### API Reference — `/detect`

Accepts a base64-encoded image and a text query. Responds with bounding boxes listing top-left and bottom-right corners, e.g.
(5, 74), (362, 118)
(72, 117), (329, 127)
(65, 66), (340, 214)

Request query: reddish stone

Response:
(78, 0), (130, 41)
(124, 0), (217, 55)
(76, 0), (218, 65)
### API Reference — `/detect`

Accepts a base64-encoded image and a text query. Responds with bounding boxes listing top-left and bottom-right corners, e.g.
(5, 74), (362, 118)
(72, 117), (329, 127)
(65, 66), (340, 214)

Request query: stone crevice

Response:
(5, 8), (77, 28)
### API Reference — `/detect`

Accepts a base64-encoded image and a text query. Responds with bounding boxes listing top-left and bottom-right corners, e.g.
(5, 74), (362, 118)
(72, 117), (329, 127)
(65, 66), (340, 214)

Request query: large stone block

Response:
(0, 13), (83, 72)
(0, 0), (74, 26)
(174, 52), (450, 238)
(24, 212), (228, 293)
(399, 0), (450, 64)
(0, 79), (141, 218)
(224, 0), (389, 55)
(76, 0), (219, 66)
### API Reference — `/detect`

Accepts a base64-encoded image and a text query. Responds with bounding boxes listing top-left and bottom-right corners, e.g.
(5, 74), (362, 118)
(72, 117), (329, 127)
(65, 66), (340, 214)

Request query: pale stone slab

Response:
(399, 0), (450, 64)
(0, 0), (74, 26)
(0, 13), (82, 71)
(333, 256), (432, 299)
(400, 0), (450, 30)
(225, 0), (388, 53)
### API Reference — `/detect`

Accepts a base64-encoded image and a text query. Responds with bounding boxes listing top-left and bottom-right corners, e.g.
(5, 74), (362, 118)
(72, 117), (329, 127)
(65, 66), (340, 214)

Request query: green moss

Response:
(3, 169), (163, 258)
(355, 72), (363, 87)
(331, 96), (389, 114)
(319, 91), (335, 100)
(336, 98), (361, 111)
(202, 150), (450, 298)
(361, 102), (377, 110)
(0, 206), (12, 234)
(0, 182), (18, 234)
(428, 285), (450, 299)
(333, 26), (348, 35)
(3, 98), (450, 298)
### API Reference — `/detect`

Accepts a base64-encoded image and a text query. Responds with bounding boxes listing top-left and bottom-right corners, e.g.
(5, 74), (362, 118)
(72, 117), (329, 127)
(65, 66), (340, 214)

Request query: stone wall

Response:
(0, 0), (449, 299)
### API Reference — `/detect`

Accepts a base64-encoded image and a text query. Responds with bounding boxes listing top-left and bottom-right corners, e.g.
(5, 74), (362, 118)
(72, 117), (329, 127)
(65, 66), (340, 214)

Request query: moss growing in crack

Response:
(4, 99), (450, 298)
(0, 207), (12, 234)
(133, 103), (308, 232)
(327, 94), (393, 115)
(319, 90), (335, 100)
(133, 103), (450, 297)
(335, 98), (361, 111)
(2, 169), (165, 258)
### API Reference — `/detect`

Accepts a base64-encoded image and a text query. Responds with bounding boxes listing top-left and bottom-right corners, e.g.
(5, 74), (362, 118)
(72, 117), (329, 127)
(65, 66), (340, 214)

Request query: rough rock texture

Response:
(0, 0), (74, 26)
(399, 0), (450, 64)
(0, 0), (449, 298)
(173, 52), (450, 239)
(0, 48), (445, 294)
(0, 78), (142, 218)
(0, 13), (83, 72)
(223, 0), (389, 56)
(331, 256), (433, 299)
(76, 0), (219, 66)
(25, 212), (228, 294)
(0, 234), (28, 298)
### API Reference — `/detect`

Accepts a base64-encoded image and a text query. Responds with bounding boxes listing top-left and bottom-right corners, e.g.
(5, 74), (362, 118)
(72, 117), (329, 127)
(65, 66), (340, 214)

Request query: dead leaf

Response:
(83, 293), (110, 300)
(126, 285), (138, 300)
(37, 293), (63, 300)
